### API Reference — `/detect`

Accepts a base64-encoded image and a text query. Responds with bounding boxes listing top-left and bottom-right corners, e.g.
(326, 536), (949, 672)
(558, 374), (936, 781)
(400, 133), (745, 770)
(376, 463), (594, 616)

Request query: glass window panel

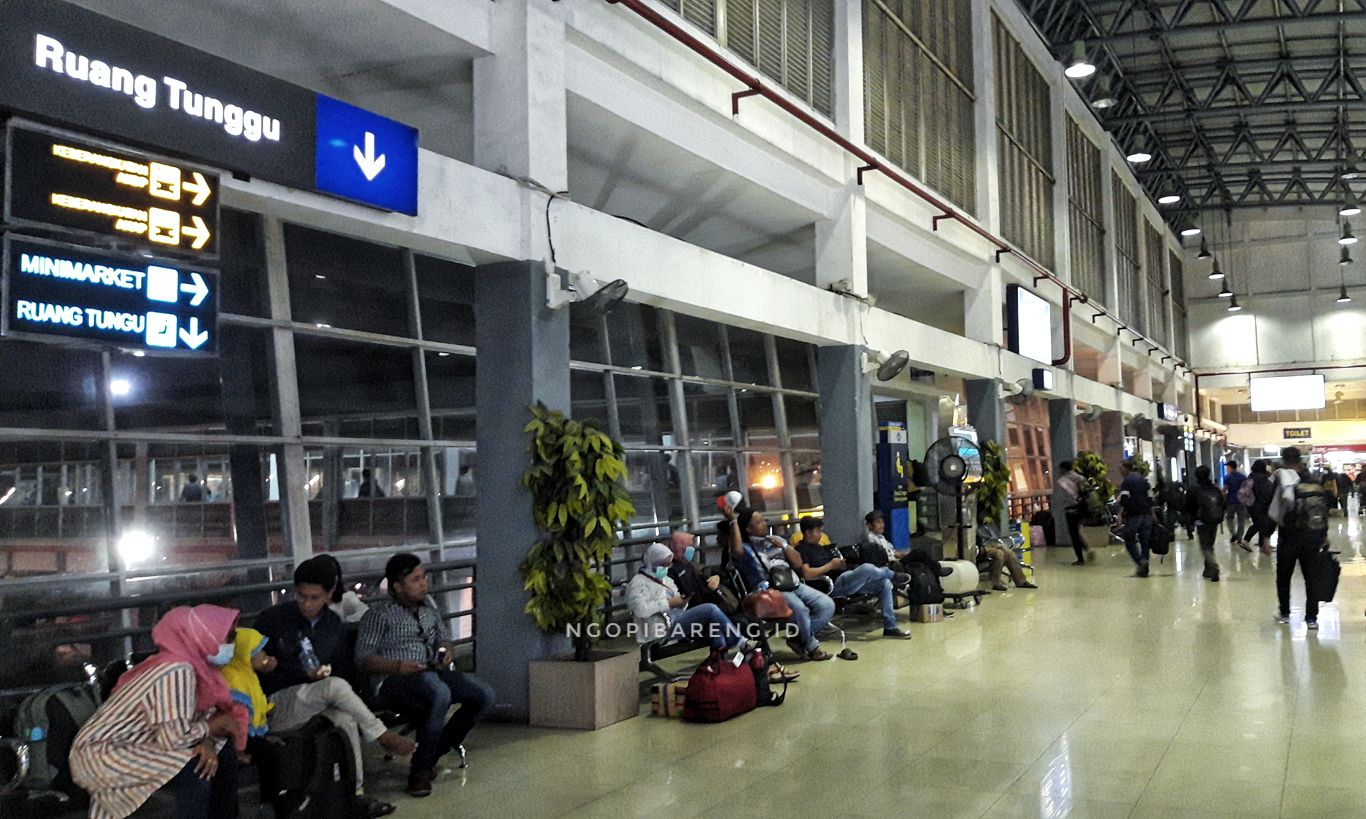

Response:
(785, 396), (819, 439)
(426, 352), (476, 443)
(774, 337), (814, 391)
(605, 303), (664, 372)
(436, 446), (477, 541)
(218, 208), (270, 318)
(294, 336), (418, 439)
(570, 369), (612, 431)
(793, 450), (822, 511)
(684, 383), (735, 448)
(622, 451), (683, 527)
(415, 254), (476, 346)
(691, 450), (742, 503)
(744, 449), (786, 512)
(569, 320), (609, 366)
(737, 391), (776, 434)
(284, 223), (409, 337)
(675, 315), (727, 379)
(614, 374), (674, 445)
(0, 341), (103, 430)
(727, 327), (772, 386)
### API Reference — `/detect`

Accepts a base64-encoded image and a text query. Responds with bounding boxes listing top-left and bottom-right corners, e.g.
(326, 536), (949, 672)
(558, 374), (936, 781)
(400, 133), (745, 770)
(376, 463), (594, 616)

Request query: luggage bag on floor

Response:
(683, 649), (756, 723)
(1315, 546), (1341, 603)
(254, 715), (359, 819)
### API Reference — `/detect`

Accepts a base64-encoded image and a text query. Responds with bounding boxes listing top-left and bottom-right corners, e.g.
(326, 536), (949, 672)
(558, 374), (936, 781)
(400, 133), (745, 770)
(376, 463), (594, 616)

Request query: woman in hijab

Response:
(71, 605), (248, 819)
(626, 542), (749, 652)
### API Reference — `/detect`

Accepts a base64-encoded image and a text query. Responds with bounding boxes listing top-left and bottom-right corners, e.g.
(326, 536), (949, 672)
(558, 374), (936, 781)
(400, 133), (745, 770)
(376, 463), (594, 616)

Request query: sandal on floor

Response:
(836, 647), (859, 661)
(356, 796), (397, 818)
(806, 648), (834, 661)
(769, 663), (800, 683)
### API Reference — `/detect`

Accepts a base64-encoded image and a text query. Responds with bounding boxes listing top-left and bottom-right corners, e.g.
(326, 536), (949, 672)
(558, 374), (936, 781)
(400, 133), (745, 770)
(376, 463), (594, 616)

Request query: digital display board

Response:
(6, 123), (219, 255)
(1006, 284), (1053, 365)
(1250, 374), (1326, 412)
(3, 235), (217, 354)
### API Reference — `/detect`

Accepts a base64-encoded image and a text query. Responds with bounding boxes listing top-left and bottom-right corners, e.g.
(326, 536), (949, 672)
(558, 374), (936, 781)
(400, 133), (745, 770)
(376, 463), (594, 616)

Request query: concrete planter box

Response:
(1078, 525), (1113, 550)
(529, 650), (639, 730)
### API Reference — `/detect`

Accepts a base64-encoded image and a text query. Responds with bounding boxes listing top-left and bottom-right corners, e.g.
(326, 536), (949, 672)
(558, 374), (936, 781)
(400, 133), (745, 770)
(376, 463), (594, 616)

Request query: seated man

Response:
(793, 517), (912, 639)
(356, 554), (496, 798)
(255, 556), (415, 819)
(860, 510), (909, 567)
(720, 503), (836, 662)
(977, 538), (1037, 592)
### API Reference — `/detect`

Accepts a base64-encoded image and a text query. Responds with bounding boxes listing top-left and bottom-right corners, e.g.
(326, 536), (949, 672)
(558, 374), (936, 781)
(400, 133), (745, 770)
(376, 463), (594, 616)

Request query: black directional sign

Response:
(3, 235), (218, 355)
(6, 122), (219, 256)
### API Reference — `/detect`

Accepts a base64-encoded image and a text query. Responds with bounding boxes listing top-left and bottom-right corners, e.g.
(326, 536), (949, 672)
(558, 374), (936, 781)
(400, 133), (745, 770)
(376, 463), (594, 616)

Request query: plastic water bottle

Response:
(299, 637), (321, 676)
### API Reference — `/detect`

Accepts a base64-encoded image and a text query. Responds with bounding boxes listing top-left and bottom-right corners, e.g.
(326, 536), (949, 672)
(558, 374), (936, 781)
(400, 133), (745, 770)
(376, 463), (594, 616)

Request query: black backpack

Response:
(1316, 546), (1342, 603)
(1288, 479), (1332, 533)
(13, 682), (99, 795)
(1195, 484), (1225, 525)
(1147, 519), (1173, 556)
(255, 716), (360, 819)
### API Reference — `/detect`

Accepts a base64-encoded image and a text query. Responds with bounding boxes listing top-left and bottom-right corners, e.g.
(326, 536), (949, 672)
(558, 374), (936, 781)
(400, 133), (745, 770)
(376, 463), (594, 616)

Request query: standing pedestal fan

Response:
(923, 436), (983, 560)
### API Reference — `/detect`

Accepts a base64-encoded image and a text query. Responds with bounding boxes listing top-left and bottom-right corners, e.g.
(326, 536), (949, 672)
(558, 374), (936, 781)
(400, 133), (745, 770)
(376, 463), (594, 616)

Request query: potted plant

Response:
(520, 403), (639, 730)
(1074, 451), (1117, 542)
(976, 440), (1010, 532)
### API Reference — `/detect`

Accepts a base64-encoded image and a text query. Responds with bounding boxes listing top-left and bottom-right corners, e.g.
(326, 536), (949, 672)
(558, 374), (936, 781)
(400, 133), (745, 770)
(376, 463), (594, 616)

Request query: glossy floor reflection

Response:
(372, 507), (1366, 818)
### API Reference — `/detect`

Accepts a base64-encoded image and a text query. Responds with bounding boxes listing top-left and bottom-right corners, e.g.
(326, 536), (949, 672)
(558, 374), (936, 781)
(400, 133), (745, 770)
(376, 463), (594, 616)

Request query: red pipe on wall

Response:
(604, 0), (1188, 374)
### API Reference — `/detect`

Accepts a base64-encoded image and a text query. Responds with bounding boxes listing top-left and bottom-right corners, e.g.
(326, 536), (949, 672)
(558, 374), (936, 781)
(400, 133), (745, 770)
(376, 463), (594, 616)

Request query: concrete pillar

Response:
(474, 260), (571, 720)
(966, 378), (1006, 530)
(971, 0), (1001, 230)
(817, 345), (874, 545)
(1048, 398), (1078, 547)
(817, 0), (868, 296)
(965, 266), (1005, 346)
(1100, 410), (1126, 485)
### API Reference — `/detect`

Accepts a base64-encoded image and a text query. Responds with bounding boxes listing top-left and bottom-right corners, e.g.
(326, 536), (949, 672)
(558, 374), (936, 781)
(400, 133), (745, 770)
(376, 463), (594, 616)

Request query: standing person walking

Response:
(1054, 461), (1093, 565)
(1187, 465), (1226, 582)
(1270, 447), (1331, 630)
(1223, 462), (1251, 551)
(1117, 460), (1155, 578)
(1242, 460), (1276, 555)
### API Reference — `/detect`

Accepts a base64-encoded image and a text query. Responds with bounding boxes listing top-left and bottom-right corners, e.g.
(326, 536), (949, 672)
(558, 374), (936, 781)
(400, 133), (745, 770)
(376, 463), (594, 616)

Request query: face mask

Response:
(653, 566), (668, 580)
(683, 546), (696, 562)
(206, 642), (235, 667)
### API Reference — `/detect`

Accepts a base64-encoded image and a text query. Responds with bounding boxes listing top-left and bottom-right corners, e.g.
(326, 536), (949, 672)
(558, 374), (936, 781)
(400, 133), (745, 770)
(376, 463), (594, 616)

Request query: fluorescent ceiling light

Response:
(1158, 194), (1181, 204)
(1181, 227), (1201, 237)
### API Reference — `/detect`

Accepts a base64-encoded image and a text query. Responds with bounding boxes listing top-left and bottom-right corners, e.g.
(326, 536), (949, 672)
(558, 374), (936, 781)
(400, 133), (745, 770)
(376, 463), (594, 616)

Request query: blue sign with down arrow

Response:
(2, 235), (218, 355)
(314, 95), (419, 216)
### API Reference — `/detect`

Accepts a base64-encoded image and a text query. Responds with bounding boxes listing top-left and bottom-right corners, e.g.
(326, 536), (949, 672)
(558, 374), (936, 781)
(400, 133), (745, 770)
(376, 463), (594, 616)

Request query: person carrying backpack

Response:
(1222, 463), (1251, 551)
(1270, 447), (1329, 629)
(1054, 461), (1094, 565)
(1186, 465), (1226, 582)
(1166, 475), (1192, 539)
(1117, 460), (1155, 577)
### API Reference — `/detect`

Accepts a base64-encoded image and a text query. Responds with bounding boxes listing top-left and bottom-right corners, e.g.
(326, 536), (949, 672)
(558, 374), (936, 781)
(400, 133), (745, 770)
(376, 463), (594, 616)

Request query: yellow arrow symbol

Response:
(182, 171), (212, 207)
(182, 215), (211, 250)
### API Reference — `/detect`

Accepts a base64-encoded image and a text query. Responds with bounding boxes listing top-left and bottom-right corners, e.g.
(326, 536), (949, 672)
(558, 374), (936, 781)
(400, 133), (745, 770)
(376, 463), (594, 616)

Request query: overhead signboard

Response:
(1006, 284), (1053, 365)
(6, 123), (218, 255)
(1284, 427), (1312, 440)
(0, 0), (419, 214)
(3, 235), (217, 354)
(1249, 374), (1326, 412)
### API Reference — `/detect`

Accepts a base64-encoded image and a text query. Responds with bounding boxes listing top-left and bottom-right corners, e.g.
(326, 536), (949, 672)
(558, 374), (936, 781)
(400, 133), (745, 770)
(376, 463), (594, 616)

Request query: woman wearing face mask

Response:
(626, 543), (750, 653)
(71, 605), (249, 819)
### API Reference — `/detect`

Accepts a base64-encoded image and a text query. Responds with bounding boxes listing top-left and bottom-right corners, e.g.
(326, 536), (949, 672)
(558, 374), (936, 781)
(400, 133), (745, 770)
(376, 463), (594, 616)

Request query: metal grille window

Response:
(863, 0), (976, 212)
(663, 0), (719, 35)
(1066, 118), (1105, 303)
(994, 15), (1054, 268)
(1170, 250), (1189, 361)
(1112, 173), (1141, 331)
(1144, 222), (1168, 348)
(723, 0), (835, 116)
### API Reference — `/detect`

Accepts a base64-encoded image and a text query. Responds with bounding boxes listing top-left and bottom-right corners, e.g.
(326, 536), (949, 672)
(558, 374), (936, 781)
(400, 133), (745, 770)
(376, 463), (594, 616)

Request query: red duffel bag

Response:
(682, 648), (757, 723)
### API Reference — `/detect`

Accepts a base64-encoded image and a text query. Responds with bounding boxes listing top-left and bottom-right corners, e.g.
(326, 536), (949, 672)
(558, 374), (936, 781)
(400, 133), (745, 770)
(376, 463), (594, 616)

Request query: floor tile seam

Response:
(1130, 678), (1212, 815)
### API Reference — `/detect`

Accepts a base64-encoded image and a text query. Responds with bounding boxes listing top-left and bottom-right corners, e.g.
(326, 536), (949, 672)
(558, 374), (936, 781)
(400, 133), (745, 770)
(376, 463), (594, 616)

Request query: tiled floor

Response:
(369, 508), (1366, 818)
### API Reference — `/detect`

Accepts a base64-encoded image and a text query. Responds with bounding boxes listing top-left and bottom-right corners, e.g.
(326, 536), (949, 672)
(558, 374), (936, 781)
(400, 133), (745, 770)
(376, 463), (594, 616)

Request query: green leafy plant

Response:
(976, 440), (1010, 528)
(1128, 457), (1151, 478)
(1075, 451), (1116, 504)
(519, 402), (635, 661)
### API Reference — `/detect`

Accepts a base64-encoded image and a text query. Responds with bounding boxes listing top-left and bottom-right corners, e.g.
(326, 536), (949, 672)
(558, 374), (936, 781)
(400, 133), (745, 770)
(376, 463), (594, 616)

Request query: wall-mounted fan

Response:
(924, 435), (983, 559)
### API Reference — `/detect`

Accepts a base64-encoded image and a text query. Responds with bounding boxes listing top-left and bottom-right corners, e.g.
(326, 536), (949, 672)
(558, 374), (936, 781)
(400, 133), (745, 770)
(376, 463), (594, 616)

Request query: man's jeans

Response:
(1121, 514), (1153, 566)
(377, 669), (495, 774)
(1225, 504), (1250, 541)
(782, 583), (835, 651)
(161, 742), (238, 819)
(668, 603), (742, 649)
(830, 563), (898, 630)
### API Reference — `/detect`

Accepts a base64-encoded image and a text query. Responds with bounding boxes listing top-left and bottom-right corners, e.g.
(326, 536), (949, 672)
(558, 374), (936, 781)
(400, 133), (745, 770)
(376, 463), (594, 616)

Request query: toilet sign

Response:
(3, 235), (218, 354)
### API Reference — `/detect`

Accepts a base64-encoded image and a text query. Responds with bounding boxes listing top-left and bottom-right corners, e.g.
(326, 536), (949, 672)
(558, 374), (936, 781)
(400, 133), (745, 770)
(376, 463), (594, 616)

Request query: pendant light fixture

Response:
(1064, 40), (1096, 79)
(1342, 189), (1361, 218)
(1341, 246), (1355, 266)
(1209, 257), (1224, 279)
(1337, 283), (1352, 304)
(1126, 142), (1152, 164)
(1197, 236), (1212, 259)
(1226, 294), (1242, 312)
(1341, 219), (1358, 246)
(1091, 74), (1118, 109)
(1218, 279), (1232, 298)
(1181, 226), (1201, 237)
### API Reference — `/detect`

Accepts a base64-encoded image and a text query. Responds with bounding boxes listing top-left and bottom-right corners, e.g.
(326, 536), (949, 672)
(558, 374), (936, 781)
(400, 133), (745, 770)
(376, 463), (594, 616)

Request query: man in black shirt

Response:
(792, 517), (912, 639)
(255, 556), (413, 816)
(1117, 460), (1155, 577)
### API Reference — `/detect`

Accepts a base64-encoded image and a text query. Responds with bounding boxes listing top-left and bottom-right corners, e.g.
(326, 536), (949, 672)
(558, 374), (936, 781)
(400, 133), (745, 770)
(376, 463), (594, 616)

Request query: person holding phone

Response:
(356, 553), (495, 798)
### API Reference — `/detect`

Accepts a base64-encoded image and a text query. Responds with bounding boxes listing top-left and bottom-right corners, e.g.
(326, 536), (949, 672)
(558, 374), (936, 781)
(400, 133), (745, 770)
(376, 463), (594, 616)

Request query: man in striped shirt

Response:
(356, 553), (495, 798)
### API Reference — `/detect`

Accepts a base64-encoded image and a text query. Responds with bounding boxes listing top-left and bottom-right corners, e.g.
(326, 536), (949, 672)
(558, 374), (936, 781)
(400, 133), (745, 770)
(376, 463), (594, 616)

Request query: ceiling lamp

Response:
(1158, 194), (1181, 205)
(1181, 226), (1201, 237)
(1218, 279), (1233, 298)
(1338, 284), (1352, 304)
(1126, 147), (1152, 164)
(1208, 257), (1224, 279)
(1344, 157), (1362, 182)
(1341, 190), (1361, 217)
(1197, 237), (1212, 259)
(1339, 263), (1353, 304)
(1090, 74), (1118, 109)
(1226, 295), (1243, 312)
(1341, 246), (1354, 265)
(1064, 40), (1096, 79)
(1341, 220), (1358, 246)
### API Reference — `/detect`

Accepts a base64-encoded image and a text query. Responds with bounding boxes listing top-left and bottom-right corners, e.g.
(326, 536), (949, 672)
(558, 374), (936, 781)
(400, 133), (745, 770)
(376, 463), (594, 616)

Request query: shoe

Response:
(992, 583), (1009, 592)
(806, 648), (834, 661)
(1308, 620), (1319, 631)
(1274, 613), (1290, 624)
(882, 627), (913, 639)
(1017, 581), (1038, 589)
(406, 770), (434, 798)
(1210, 572), (1220, 583)
(1238, 541), (1253, 552)
(1071, 560), (1086, 566)
(356, 796), (397, 818)
(1137, 562), (1150, 578)
(784, 637), (807, 660)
